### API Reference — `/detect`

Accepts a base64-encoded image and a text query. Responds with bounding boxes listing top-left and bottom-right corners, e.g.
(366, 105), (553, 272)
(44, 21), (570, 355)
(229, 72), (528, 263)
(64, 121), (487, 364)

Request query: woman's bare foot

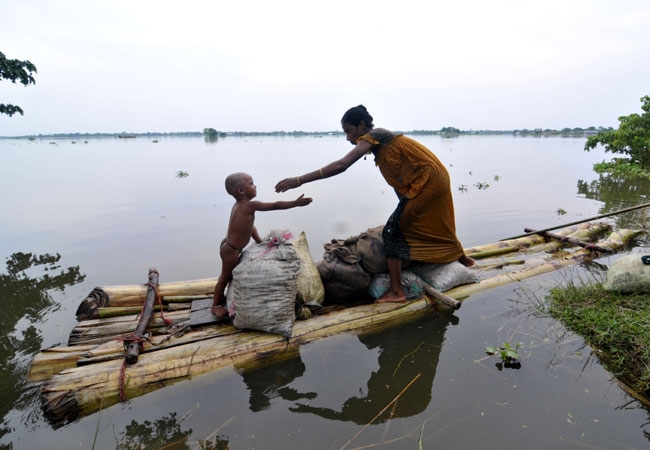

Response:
(459, 255), (475, 267)
(211, 304), (229, 318)
(375, 291), (407, 303)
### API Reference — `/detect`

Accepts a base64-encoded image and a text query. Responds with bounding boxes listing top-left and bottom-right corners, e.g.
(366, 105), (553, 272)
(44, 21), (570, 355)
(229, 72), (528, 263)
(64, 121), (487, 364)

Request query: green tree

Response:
(0, 51), (37, 117)
(584, 94), (650, 169)
(440, 126), (461, 134)
(203, 127), (218, 138)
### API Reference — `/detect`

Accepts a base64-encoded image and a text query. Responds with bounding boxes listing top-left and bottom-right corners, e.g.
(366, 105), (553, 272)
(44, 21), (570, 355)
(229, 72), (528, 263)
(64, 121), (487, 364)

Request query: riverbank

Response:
(547, 281), (650, 404)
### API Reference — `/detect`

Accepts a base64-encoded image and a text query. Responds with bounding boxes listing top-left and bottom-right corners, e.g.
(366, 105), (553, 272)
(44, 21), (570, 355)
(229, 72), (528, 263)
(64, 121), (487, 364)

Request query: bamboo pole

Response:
(524, 228), (614, 253)
(446, 229), (642, 299)
(95, 303), (190, 319)
(501, 201), (650, 240)
(75, 278), (217, 320)
(464, 223), (598, 259)
(521, 223), (611, 255)
(68, 310), (190, 346)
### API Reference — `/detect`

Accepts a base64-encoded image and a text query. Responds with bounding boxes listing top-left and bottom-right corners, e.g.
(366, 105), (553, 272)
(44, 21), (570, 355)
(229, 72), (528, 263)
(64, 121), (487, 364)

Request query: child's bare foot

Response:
(459, 255), (475, 267)
(375, 292), (407, 303)
(211, 304), (229, 318)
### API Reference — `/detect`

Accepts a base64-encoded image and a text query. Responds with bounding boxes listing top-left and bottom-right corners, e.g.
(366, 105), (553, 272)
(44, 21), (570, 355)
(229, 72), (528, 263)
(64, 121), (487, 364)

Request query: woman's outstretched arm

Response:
(274, 140), (371, 192)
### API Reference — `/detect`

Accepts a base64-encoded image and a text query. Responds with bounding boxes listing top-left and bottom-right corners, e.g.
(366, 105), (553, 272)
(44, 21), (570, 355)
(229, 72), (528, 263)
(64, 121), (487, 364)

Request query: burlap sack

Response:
(228, 231), (299, 337)
(317, 238), (372, 303)
(292, 231), (325, 306)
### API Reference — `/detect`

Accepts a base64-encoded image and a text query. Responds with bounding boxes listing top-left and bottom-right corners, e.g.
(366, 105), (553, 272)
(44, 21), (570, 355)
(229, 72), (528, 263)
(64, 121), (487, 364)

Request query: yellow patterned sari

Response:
(357, 128), (465, 263)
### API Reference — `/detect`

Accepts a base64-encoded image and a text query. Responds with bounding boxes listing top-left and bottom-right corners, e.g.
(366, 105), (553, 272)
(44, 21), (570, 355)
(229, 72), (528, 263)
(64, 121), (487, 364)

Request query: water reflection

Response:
(0, 252), (85, 441)
(577, 173), (650, 230)
(236, 349), (317, 412)
(113, 411), (229, 450)
(279, 314), (455, 424)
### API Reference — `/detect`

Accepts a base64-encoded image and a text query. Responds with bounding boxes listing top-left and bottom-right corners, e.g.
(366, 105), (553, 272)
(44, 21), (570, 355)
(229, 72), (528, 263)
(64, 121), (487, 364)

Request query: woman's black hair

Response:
(341, 105), (374, 127)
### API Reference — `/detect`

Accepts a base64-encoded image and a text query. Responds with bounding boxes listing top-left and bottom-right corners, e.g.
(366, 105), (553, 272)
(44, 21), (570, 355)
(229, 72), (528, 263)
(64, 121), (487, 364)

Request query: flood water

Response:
(1, 134), (650, 449)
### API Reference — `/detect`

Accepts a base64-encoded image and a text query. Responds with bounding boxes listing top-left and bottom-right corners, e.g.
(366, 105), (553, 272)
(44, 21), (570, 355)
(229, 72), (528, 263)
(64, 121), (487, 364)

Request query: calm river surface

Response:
(1, 134), (650, 449)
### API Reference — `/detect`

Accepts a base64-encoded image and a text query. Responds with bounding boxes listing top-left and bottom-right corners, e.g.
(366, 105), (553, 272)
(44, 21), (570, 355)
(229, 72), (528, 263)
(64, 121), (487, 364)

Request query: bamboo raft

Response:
(28, 222), (643, 426)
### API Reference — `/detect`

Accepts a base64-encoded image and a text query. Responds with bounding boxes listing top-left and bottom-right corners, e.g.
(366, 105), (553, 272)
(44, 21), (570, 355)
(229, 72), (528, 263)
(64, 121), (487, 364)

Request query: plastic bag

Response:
(603, 254), (650, 293)
(409, 261), (478, 292)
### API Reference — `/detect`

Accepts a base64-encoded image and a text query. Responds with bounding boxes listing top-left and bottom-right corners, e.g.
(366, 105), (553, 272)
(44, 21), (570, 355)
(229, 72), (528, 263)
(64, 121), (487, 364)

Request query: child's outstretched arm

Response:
(250, 194), (313, 212)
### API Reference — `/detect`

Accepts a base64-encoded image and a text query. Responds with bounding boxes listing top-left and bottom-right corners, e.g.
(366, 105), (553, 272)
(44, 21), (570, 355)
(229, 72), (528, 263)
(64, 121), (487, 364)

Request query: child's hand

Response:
(295, 194), (313, 206)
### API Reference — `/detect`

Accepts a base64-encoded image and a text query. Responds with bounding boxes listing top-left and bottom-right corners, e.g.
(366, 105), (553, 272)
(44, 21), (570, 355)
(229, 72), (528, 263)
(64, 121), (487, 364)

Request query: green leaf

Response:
(485, 346), (497, 355)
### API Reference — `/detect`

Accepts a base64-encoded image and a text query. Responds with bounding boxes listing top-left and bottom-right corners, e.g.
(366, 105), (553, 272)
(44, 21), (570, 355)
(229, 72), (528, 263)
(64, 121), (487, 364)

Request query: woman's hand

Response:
(275, 177), (301, 193)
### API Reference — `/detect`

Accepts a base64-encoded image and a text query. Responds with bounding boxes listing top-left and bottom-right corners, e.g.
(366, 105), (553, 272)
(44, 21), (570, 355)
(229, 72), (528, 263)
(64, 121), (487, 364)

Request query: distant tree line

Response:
(3, 126), (618, 140)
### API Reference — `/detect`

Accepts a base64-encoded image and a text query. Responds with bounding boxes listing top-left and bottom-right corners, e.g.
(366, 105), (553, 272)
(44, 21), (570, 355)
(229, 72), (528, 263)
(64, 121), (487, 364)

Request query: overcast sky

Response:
(1, 0), (649, 136)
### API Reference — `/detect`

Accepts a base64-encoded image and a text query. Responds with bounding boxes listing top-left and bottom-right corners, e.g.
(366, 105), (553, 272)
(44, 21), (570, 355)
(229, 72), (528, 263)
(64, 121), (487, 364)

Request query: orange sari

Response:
(357, 129), (464, 263)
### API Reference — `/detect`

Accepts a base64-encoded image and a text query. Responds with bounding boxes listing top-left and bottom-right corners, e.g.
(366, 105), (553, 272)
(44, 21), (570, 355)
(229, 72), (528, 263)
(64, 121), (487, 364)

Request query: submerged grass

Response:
(546, 280), (650, 400)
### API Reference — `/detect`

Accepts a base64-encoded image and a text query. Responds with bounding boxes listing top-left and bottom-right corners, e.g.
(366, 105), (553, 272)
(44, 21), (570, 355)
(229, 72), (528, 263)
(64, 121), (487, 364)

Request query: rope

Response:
(144, 281), (175, 326)
(119, 359), (128, 402)
(254, 232), (294, 260)
(117, 333), (148, 351)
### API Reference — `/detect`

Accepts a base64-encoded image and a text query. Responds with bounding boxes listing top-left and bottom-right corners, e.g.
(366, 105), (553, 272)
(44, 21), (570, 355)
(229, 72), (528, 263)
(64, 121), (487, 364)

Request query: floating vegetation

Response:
(175, 170), (189, 178)
(485, 341), (523, 369)
(458, 173), (501, 192)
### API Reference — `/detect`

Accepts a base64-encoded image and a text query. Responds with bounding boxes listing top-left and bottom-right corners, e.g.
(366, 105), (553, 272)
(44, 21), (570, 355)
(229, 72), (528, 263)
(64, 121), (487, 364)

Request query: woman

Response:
(275, 105), (473, 303)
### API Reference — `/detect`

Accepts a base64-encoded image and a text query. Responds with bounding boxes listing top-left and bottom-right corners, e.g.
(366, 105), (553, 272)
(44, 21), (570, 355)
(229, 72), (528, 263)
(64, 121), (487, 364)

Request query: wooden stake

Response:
(421, 284), (461, 310)
(124, 268), (159, 365)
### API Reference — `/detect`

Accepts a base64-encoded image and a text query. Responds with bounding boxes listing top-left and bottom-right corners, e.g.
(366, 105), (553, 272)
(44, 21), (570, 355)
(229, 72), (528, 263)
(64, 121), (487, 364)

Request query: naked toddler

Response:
(212, 172), (312, 318)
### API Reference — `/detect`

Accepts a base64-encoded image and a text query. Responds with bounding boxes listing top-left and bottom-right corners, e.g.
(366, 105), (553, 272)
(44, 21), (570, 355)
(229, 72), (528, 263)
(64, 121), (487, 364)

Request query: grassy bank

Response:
(546, 281), (650, 403)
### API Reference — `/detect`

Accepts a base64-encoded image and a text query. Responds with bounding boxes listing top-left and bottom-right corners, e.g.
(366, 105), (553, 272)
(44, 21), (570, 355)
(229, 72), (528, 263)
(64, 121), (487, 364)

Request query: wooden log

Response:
(163, 294), (213, 303)
(520, 223), (611, 255)
(524, 228), (614, 253)
(27, 345), (98, 382)
(421, 285), (461, 310)
(475, 259), (525, 271)
(68, 310), (190, 346)
(502, 201), (650, 240)
(29, 325), (241, 382)
(124, 268), (160, 365)
(75, 278), (217, 320)
(446, 229), (642, 299)
(95, 303), (190, 319)
(464, 223), (603, 259)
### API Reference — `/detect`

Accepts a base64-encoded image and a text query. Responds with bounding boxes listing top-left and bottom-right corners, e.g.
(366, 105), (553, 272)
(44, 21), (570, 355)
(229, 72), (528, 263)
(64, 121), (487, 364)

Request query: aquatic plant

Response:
(485, 341), (523, 367)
